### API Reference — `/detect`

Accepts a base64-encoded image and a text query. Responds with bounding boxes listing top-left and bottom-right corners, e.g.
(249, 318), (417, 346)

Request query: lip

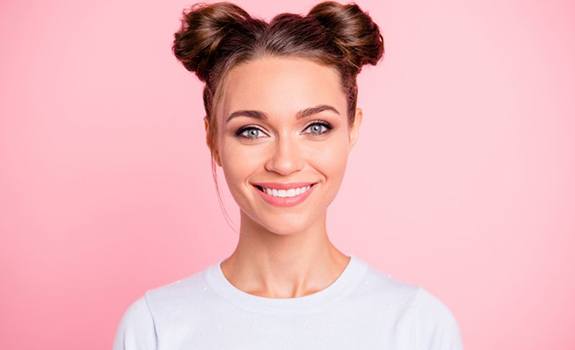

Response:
(252, 182), (317, 207)
(251, 182), (317, 190)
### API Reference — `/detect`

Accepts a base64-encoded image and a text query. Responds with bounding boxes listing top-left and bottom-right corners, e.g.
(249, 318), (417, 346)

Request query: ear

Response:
(349, 107), (363, 149)
(204, 116), (222, 167)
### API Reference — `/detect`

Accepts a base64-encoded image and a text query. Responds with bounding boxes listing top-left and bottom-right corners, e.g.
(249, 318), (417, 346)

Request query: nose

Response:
(264, 132), (305, 176)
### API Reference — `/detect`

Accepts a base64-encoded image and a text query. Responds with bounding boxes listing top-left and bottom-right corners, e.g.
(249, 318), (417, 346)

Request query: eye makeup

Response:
(303, 119), (333, 135)
(233, 119), (333, 140)
(234, 125), (267, 139)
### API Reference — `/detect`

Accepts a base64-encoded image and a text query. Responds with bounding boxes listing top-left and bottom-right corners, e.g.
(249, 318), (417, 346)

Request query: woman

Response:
(113, 1), (463, 349)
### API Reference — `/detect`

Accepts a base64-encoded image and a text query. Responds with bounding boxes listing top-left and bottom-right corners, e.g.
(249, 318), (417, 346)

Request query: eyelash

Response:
(235, 120), (333, 140)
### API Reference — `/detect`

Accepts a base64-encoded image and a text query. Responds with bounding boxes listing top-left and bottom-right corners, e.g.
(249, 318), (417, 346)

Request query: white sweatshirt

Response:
(113, 254), (463, 349)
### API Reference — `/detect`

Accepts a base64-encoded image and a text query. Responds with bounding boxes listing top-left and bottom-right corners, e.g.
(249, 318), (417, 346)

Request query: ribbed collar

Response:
(203, 254), (369, 315)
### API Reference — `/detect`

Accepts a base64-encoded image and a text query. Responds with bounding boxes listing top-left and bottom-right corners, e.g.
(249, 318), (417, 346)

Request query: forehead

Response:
(218, 56), (346, 121)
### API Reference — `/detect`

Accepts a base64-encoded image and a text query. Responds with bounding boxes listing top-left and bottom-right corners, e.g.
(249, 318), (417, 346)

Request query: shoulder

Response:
(112, 269), (207, 350)
(143, 269), (209, 317)
(358, 260), (463, 349)
(412, 287), (464, 350)
(112, 293), (157, 350)
(353, 260), (420, 310)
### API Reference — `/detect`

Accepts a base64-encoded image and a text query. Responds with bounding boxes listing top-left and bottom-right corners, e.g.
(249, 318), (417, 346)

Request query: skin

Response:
(204, 55), (363, 298)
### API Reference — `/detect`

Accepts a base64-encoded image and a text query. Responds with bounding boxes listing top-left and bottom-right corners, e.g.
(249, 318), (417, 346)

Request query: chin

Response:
(272, 224), (306, 236)
(253, 212), (315, 236)
(269, 219), (310, 235)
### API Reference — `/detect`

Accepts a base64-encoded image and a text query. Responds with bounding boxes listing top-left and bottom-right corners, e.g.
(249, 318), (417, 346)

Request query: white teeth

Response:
(262, 185), (311, 198)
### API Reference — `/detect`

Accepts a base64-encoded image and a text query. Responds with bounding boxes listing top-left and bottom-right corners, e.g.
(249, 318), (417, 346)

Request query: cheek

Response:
(307, 136), (350, 178)
(306, 137), (350, 207)
(219, 139), (263, 181)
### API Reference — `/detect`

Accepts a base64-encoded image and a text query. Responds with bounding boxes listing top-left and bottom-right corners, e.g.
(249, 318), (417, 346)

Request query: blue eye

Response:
(236, 126), (266, 140)
(304, 121), (332, 135)
(235, 120), (333, 140)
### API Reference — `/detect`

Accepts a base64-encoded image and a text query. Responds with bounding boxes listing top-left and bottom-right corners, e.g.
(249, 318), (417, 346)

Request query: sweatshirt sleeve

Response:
(112, 292), (157, 350)
(415, 288), (464, 350)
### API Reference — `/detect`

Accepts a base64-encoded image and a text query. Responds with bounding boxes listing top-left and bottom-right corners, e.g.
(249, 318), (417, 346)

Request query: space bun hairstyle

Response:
(172, 1), (384, 159)
(172, 1), (383, 229)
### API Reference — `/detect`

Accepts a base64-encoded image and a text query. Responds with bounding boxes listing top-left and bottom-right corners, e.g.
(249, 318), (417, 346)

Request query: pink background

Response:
(1, 0), (574, 349)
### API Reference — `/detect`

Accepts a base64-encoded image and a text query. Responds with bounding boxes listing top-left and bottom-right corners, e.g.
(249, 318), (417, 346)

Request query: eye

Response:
(235, 126), (267, 140)
(303, 120), (333, 136)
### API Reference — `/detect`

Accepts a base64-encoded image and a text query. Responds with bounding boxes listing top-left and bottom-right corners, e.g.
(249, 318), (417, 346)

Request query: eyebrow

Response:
(225, 104), (340, 123)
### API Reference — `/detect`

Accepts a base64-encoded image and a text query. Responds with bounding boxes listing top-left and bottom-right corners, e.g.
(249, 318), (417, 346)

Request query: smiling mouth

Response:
(252, 182), (317, 198)
(252, 182), (318, 207)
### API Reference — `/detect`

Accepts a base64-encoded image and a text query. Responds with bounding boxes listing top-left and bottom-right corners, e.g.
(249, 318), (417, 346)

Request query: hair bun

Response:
(172, 2), (253, 82)
(308, 1), (384, 73)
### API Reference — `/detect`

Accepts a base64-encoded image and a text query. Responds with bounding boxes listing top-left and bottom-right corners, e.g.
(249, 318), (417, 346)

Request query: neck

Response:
(220, 209), (349, 298)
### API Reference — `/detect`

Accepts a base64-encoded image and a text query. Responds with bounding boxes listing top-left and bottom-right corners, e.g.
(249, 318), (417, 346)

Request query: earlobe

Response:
(203, 116), (210, 146)
(214, 151), (222, 167)
(350, 107), (363, 148)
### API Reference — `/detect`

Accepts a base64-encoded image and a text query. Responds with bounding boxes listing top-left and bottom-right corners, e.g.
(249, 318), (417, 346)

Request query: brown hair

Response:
(172, 1), (384, 227)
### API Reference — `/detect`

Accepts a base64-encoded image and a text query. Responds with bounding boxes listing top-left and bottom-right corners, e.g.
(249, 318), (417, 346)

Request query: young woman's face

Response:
(213, 55), (361, 235)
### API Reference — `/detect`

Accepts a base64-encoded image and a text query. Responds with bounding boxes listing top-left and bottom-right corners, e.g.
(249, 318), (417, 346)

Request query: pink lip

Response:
(252, 183), (317, 207)
(251, 182), (317, 190)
